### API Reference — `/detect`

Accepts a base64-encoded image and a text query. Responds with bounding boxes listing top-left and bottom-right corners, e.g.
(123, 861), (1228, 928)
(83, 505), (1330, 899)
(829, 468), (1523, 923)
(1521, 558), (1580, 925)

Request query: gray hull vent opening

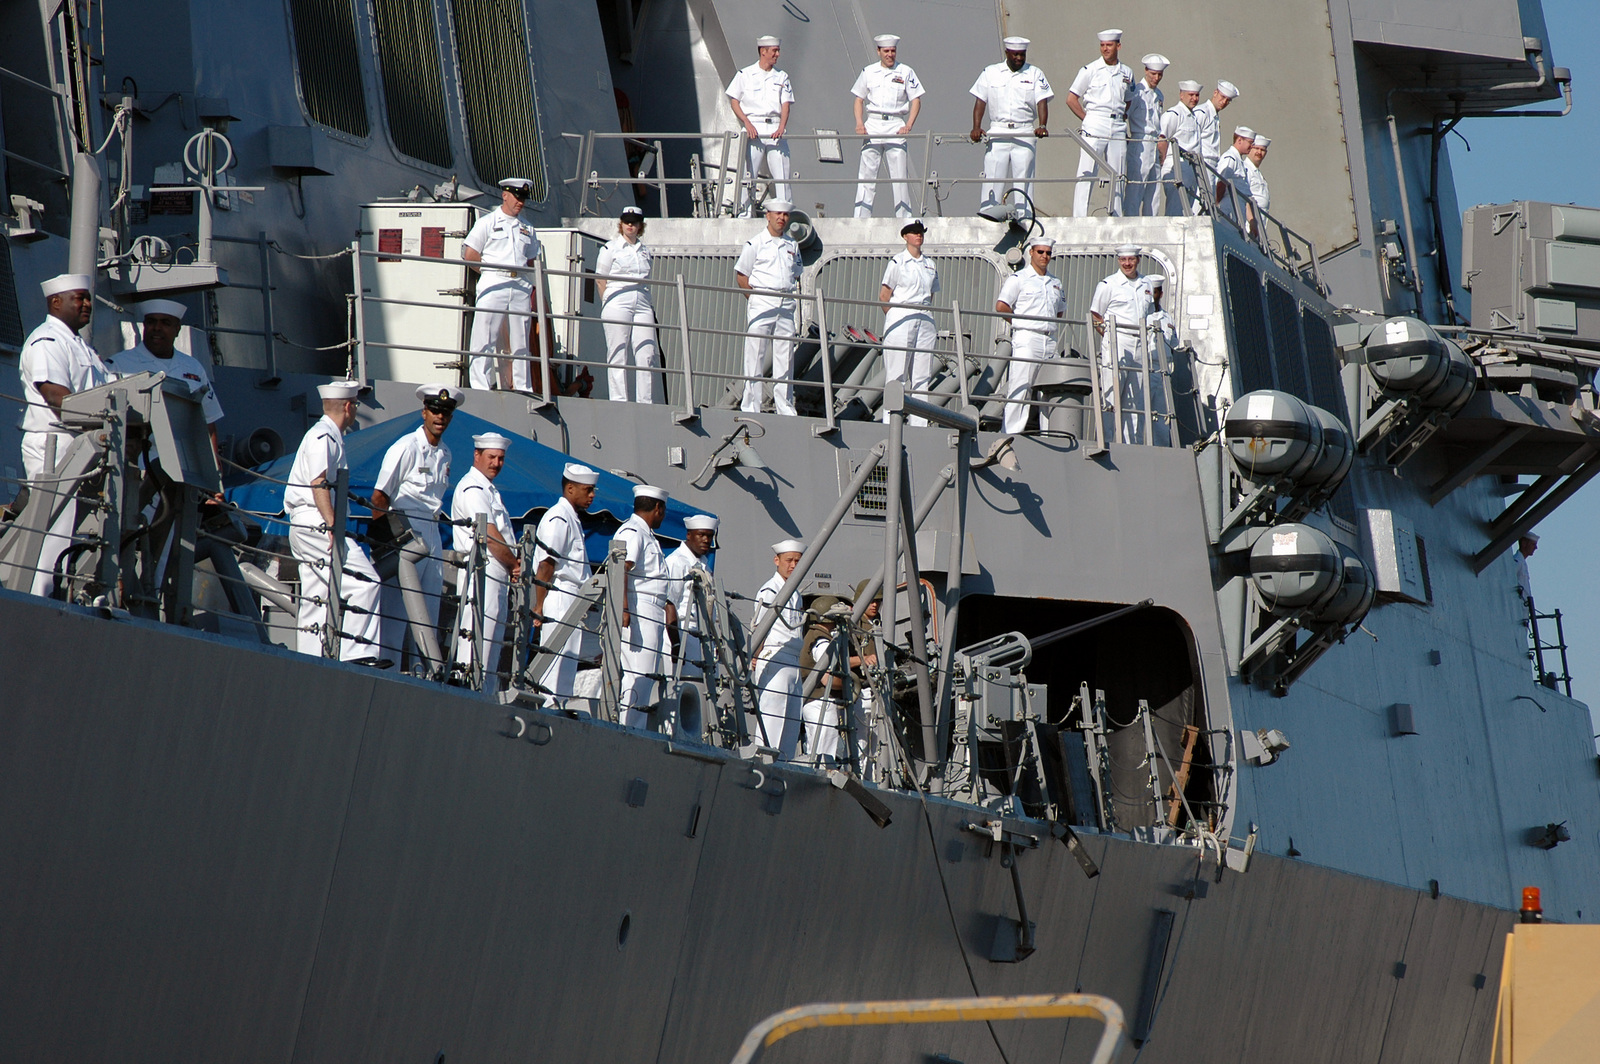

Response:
(373, 0), (452, 168)
(288, 0), (370, 138)
(451, 0), (546, 201)
(1224, 255), (1272, 395)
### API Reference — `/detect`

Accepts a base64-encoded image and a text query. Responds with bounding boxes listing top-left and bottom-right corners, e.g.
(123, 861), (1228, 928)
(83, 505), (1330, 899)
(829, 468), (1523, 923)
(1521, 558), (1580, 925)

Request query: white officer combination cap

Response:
(473, 432), (513, 451)
(1143, 54), (1169, 71)
(139, 298), (187, 321)
(1178, 80), (1202, 92)
(317, 380), (361, 400)
(1234, 126), (1256, 141)
(873, 34), (900, 48)
(633, 484), (669, 502)
(901, 218), (927, 234)
(620, 205), (645, 221)
(684, 515), (720, 531)
(1001, 36), (1029, 51)
(416, 382), (464, 408)
(764, 199), (794, 213)
(1217, 80), (1240, 98)
(755, 35), (780, 47)
(1098, 29), (1123, 42)
(1253, 135), (1272, 148)
(563, 462), (599, 485)
(771, 538), (806, 555)
(40, 273), (92, 298)
(1115, 243), (1142, 257)
(498, 177), (534, 194)
(1025, 235), (1054, 250)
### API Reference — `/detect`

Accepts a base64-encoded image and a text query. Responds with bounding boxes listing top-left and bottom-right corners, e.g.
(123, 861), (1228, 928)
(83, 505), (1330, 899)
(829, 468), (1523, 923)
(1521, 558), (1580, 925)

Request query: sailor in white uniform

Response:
(969, 37), (1053, 222)
(1066, 29), (1136, 218)
(852, 34), (925, 219)
(1144, 274), (1177, 447)
(727, 35), (794, 214)
(1124, 54), (1168, 216)
(108, 299), (224, 444)
(879, 218), (940, 425)
(532, 462), (598, 703)
(284, 380), (384, 662)
(752, 538), (807, 758)
(1215, 126), (1256, 227)
(595, 205), (659, 404)
(616, 484), (674, 728)
(734, 201), (804, 415)
(1246, 134), (1272, 216)
(463, 177), (541, 392)
(995, 237), (1065, 434)
(370, 384), (458, 673)
(1090, 245), (1156, 444)
(450, 432), (520, 694)
(16, 273), (110, 598)
(1194, 81), (1239, 178)
(665, 514), (718, 677)
(1158, 81), (1204, 216)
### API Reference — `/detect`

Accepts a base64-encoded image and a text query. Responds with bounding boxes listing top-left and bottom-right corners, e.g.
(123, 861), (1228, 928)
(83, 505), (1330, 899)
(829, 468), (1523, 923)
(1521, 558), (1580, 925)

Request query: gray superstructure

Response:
(0, 0), (1596, 1061)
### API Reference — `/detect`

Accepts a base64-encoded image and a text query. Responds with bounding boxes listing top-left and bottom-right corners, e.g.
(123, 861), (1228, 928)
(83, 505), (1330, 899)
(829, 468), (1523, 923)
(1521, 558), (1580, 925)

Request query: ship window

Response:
(286, 0), (370, 137)
(450, 0), (547, 201)
(852, 459), (888, 517)
(372, 0), (452, 167)
(1265, 281), (1309, 402)
(1223, 255), (1272, 395)
(1300, 307), (1348, 421)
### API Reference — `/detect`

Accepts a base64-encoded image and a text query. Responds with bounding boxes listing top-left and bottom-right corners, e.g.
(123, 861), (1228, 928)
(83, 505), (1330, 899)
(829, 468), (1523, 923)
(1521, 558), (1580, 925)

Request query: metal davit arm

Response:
(727, 993), (1126, 1064)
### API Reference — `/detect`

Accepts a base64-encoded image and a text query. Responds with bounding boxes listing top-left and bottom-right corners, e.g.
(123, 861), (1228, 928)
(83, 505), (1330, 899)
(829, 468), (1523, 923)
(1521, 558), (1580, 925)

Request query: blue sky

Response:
(1447, 0), (1600, 727)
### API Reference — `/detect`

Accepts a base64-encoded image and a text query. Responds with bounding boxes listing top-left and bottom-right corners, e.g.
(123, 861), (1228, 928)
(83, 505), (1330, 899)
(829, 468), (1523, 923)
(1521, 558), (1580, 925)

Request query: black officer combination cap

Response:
(415, 382), (463, 412)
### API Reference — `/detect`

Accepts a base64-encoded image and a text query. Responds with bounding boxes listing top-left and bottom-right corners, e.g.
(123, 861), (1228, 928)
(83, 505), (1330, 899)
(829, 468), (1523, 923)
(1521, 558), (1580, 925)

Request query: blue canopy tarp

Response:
(226, 410), (714, 562)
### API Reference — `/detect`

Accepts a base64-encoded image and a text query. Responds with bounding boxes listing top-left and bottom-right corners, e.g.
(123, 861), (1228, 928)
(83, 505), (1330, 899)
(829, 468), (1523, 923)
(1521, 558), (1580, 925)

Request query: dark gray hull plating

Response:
(0, 591), (1509, 1063)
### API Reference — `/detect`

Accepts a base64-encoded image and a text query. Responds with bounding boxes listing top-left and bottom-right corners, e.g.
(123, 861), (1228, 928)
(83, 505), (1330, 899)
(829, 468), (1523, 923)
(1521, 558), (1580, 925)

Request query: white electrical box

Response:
(535, 228), (608, 396)
(358, 203), (478, 385)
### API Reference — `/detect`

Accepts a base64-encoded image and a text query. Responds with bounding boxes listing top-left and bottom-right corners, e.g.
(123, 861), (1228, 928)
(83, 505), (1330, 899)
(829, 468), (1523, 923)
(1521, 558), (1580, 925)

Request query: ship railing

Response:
(1525, 594), (1574, 697)
(561, 128), (1128, 221)
(347, 245), (1184, 450)
(1186, 150), (1324, 292)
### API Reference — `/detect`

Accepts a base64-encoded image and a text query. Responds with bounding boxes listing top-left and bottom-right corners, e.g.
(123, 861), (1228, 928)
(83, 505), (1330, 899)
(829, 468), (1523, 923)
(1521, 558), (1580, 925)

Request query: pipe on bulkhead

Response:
(67, 153), (102, 277)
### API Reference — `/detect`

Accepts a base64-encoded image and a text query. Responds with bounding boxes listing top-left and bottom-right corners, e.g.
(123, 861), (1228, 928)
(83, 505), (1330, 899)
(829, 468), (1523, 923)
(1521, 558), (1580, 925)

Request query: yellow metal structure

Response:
(1491, 925), (1600, 1064)
(727, 992), (1126, 1064)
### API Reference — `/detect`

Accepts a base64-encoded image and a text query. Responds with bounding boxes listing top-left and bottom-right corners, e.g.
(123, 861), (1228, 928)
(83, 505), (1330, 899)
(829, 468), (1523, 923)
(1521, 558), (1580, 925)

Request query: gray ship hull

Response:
(0, 590), (1510, 1063)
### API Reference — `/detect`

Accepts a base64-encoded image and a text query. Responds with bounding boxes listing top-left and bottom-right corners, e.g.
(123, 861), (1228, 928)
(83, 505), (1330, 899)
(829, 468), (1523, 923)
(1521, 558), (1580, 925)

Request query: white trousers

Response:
(537, 583), (586, 701)
(979, 134), (1036, 219)
(1125, 140), (1160, 216)
(1075, 115), (1128, 217)
(1160, 157), (1196, 216)
(740, 123), (791, 213)
(855, 116), (913, 218)
(619, 607), (669, 727)
(742, 295), (798, 415)
(468, 279), (533, 391)
(881, 313), (936, 425)
(800, 695), (865, 765)
(379, 516), (443, 668)
(455, 557), (509, 694)
(601, 289), (658, 403)
(289, 508), (383, 660)
(1004, 329), (1055, 434)
(752, 654), (803, 759)
(20, 432), (78, 598)
(1099, 333), (1164, 445)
